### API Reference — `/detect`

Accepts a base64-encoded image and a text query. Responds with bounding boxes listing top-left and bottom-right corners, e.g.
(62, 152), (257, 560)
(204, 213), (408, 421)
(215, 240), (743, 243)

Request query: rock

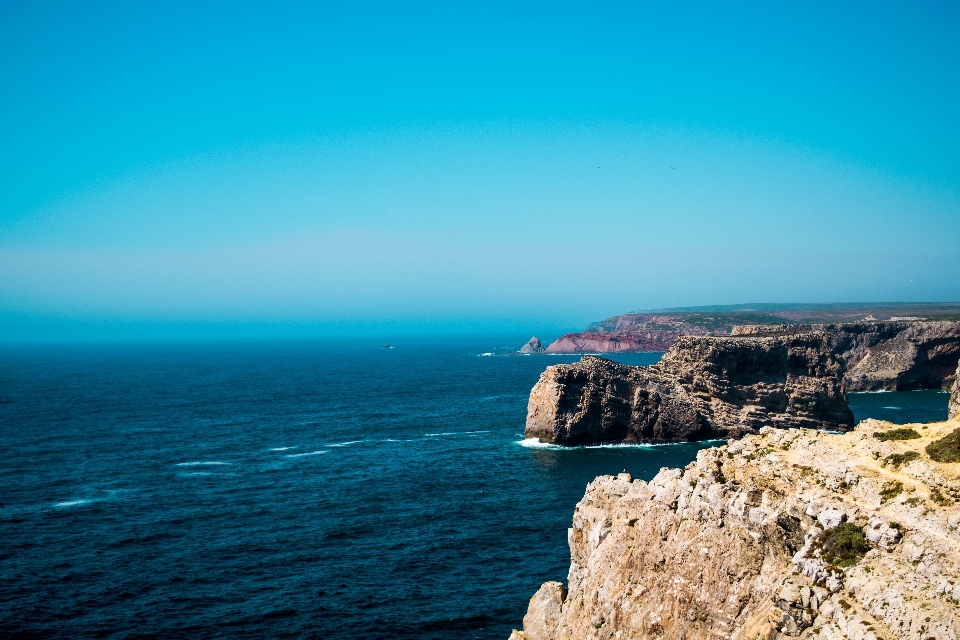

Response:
(520, 337), (546, 354)
(519, 582), (566, 640)
(527, 321), (960, 445)
(735, 321), (960, 391)
(526, 331), (853, 444)
(951, 361), (960, 419)
(512, 417), (960, 640)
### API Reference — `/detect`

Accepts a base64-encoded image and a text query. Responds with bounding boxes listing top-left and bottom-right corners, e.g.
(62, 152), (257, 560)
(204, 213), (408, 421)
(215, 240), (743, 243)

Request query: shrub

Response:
(926, 428), (960, 463)
(884, 451), (919, 468)
(880, 481), (903, 502)
(874, 428), (921, 442)
(814, 523), (870, 568)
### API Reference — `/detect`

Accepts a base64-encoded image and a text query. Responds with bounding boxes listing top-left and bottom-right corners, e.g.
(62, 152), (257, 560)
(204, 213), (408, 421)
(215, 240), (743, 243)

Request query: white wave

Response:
(181, 472), (212, 476)
(882, 406), (902, 410)
(518, 438), (563, 449)
(287, 450), (328, 457)
(55, 500), (91, 507)
(849, 390), (891, 394)
(517, 438), (726, 450)
(175, 461), (230, 466)
(424, 430), (491, 437)
(270, 446), (295, 451)
(326, 440), (363, 447)
(478, 352), (494, 356)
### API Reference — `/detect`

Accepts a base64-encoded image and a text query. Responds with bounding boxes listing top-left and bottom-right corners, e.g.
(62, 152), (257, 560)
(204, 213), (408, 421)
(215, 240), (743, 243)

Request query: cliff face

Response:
(526, 333), (854, 445)
(733, 321), (960, 392)
(951, 362), (960, 420)
(521, 337), (547, 354)
(512, 418), (960, 640)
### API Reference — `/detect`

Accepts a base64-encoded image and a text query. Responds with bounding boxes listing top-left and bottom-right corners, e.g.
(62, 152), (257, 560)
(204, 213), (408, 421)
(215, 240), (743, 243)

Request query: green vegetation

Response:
(813, 523), (870, 568)
(884, 451), (920, 468)
(926, 428), (960, 463)
(880, 481), (903, 502)
(930, 487), (953, 506)
(873, 428), (921, 442)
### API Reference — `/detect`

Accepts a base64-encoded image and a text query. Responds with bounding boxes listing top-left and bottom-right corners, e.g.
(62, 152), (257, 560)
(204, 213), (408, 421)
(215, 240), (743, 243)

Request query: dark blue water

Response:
(0, 341), (949, 639)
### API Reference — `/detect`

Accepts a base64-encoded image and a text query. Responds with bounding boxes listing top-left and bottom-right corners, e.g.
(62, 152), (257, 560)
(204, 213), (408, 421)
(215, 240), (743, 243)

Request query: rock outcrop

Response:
(951, 361), (960, 420)
(511, 417), (960, 640)
(526, 322), (960, 445)
(733, 321), (960, 392)
(526, 332), (854, 445)
(521, 337), (547, 354)
(544, 304), (960, 357)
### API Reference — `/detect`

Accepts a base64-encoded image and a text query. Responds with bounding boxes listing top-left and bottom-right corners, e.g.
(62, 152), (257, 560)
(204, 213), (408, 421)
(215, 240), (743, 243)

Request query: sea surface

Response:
(0, 339), (950, 639)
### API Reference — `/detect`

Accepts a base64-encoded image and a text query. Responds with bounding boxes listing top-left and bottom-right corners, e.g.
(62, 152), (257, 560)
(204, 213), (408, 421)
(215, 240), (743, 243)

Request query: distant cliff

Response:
(512, 417), (960, 640)
(544, 303), (960, 357)
(526, 322), (960, 446)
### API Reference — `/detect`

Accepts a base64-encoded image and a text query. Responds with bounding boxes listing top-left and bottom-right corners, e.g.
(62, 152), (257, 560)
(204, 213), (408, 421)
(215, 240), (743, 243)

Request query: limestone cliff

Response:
(512, 417), (960, 640)
(526, 332), (853, 445)
(732, 321), (960, 392)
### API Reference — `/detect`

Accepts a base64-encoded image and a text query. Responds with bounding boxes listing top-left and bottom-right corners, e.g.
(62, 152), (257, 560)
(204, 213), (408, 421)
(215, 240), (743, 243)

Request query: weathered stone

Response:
(951, 360), (960, 420)
(526, 331), (853, 444)
(512, 417), (960, 640)
(520, 337), (546, 354)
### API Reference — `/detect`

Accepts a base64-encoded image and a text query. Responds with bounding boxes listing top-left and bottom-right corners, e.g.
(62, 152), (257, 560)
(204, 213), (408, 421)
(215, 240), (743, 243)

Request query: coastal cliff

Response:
(732, 321), (960, 392)
(526, 332), (853, 445)
(544, 304), (960, 356)
(526, 322), (960, 445)
(511, 417), (960, 640)
(951, 361), (960, 420)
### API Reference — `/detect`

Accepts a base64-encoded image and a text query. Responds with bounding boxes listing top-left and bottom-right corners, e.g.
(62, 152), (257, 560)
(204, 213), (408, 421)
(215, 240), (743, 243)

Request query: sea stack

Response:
(520, 337), (546, 354)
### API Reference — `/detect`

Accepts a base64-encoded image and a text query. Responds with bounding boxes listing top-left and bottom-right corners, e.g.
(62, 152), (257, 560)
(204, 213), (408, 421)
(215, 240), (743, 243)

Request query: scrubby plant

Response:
(813, 523), (870, 568)
(873, 428), (921, 442)
(884, 451), (919, 468)
(930, 487), (953, 506)
(926, 428), (960, 463)
(880, 481), (903, 502)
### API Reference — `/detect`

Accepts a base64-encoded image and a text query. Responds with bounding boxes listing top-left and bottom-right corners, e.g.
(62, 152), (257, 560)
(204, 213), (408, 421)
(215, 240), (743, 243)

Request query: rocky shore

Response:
(525, 322), (960, 446)
(511, 415), (960, 640)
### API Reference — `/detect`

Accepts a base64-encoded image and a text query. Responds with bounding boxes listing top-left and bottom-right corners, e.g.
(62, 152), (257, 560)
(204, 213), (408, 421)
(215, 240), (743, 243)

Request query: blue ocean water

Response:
(0, 340), (949, 639)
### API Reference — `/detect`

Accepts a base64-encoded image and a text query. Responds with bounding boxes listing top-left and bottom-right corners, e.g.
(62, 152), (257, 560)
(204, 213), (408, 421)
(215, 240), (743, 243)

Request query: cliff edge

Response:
(512, 417), (960, 640)
(526, 332), (853, 445)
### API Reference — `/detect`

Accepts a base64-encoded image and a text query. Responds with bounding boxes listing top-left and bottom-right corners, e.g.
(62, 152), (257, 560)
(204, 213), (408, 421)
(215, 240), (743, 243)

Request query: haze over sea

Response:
(0, 339), (948, 639)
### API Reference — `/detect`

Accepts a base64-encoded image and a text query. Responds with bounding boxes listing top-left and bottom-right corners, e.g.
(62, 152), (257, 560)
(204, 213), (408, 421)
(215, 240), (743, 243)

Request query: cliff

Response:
(732, 321), (960, 392)
(951, 361), (960, 420)
(526, 322), (960, 445)
(511, 417), (960, 640)
(526, 332), (854, 445)
(544, 304), (960, 356)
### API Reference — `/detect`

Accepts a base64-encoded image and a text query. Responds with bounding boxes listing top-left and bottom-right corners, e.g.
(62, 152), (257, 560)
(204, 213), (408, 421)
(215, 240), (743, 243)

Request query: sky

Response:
(2, 1), (959, 341)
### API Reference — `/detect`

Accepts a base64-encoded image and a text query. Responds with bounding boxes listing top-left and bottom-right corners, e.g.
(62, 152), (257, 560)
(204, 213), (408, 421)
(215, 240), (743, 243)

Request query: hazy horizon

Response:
(3, 2), (960, 342)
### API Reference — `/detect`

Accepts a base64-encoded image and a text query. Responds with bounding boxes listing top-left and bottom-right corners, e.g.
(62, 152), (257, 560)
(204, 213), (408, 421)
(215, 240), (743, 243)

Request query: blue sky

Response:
(2, 1), (959, 340)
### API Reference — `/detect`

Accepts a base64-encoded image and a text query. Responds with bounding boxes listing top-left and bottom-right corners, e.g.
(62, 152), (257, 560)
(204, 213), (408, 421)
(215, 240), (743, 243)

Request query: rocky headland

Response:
(526, 322), (960, 446)
(521, 337), (547, 354)
(544, 304), (960, 356)
(511, 416), (960, 640)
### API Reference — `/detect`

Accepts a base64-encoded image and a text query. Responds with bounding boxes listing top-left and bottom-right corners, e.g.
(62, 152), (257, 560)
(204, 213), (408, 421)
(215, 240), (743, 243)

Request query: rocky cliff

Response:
(951, 361), (960, 420)
(526, 332), (854, 445)
(544, 304), (960, 357)
(733, 321), (960, 392)
(511, 417), (960, 640)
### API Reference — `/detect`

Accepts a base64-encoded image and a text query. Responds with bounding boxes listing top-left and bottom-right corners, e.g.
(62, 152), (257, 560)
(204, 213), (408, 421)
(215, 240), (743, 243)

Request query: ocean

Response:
(0, 339), (950, 639)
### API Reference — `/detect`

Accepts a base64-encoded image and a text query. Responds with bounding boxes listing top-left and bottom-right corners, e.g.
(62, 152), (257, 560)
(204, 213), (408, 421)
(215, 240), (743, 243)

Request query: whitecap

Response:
(270, 447), (295, 451)
(55, 500), (91, 507)
(517, 438), (564, 449)
(478, 352), (494, 356)
(286, 451), (328, 457)
(517, 437), (726, 450)
(882, 406), (902, 410)
(424, 430), (491, 437)
(326, 440), (363, 447)
(175, 461), (230, 466)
